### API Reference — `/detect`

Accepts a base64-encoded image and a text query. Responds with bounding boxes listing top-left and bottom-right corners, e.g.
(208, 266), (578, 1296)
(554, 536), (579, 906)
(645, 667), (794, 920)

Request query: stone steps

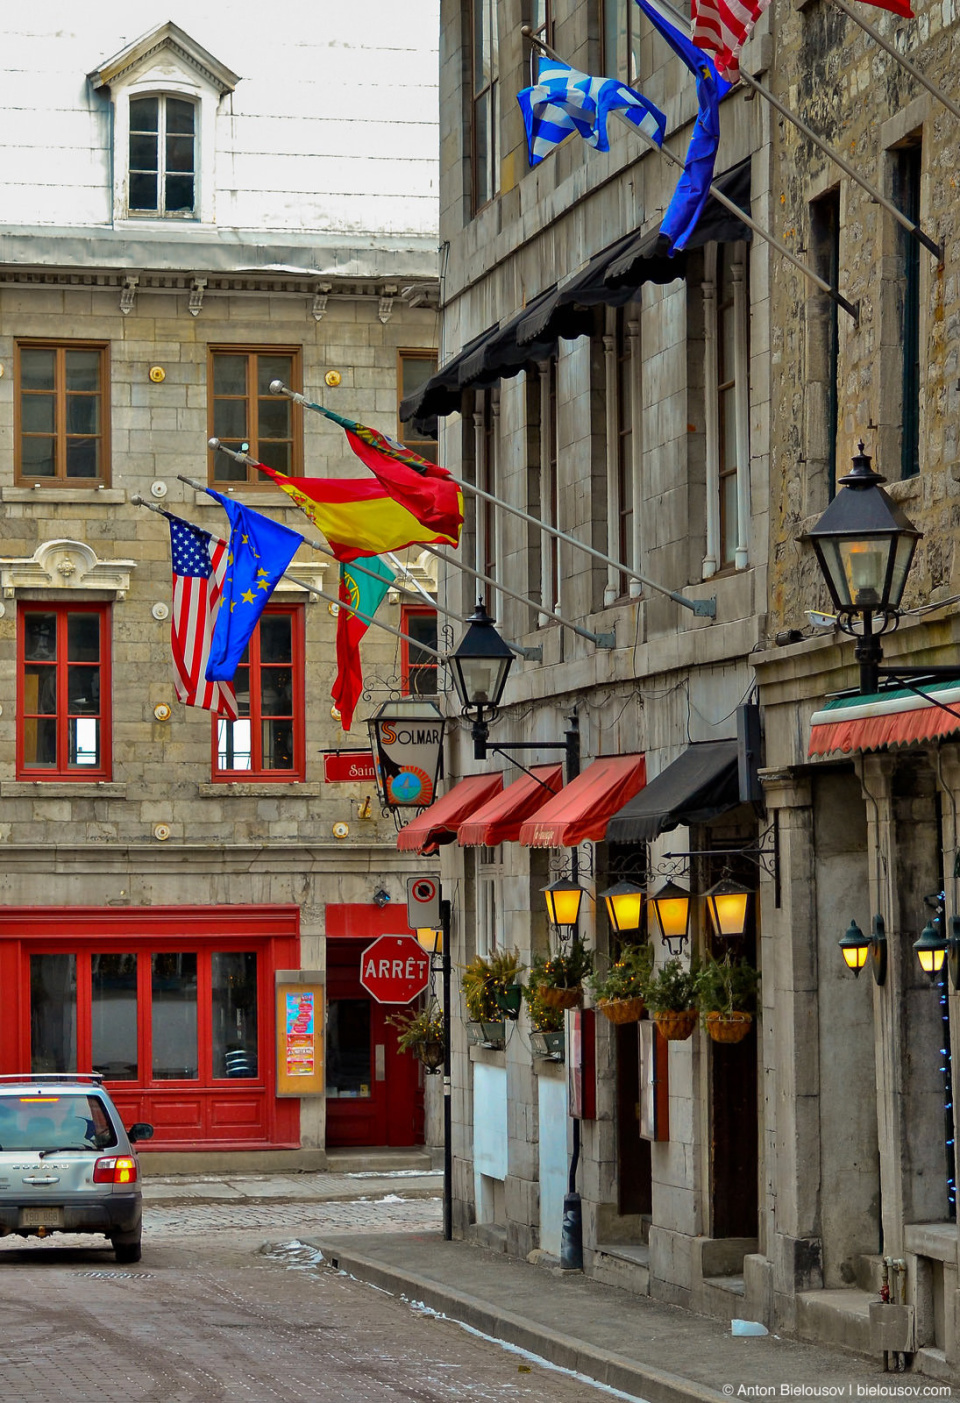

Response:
(797, 1287), (875, 1355)
(589, 1242), (651, 1294)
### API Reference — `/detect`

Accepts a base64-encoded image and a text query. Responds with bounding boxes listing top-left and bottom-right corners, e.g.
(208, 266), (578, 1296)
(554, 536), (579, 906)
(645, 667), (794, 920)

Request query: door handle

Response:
(374, 1043), (386, 1081)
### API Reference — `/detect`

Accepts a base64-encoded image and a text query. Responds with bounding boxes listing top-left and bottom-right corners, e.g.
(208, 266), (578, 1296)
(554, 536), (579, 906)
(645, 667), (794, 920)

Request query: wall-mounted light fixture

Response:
(648, 881), (691, 956)
(542, 878), (586, 935)
(839, 914), (887, 985)
(600, 880), (644, 938)
(703, 878), (751, 940)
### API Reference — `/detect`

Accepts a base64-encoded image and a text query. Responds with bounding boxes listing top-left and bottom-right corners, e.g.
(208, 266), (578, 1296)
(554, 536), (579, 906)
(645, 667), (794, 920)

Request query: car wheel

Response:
(114, 1237), (142, 1264)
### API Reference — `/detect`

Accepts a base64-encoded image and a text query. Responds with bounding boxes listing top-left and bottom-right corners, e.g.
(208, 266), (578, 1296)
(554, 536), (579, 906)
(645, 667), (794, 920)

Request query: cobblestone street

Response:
(0, 1195), (624, 1403)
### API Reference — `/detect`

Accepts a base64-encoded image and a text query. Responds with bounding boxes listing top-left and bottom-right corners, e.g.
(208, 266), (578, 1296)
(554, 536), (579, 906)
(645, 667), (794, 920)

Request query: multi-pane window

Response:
(529, 0), (555, 52)
(810, 190), (841, 503)
(476, 846), (503, 957)
(530, 358), (560, 619)
(897, 143), (922, 481)
(401, 605), (438, 697)
(717, 249), (740, 567)
(128, 94), (196, 217)
(208, 348), (302, 482)
(214, 607), (304, 780)
(17, 604), (110, 780)
(602, 0), (642, 83)
(398, 350), (439, 464)
(472, 0), (500, 210)
(615, 310), (635, 591)
(16, 342), (108, 485)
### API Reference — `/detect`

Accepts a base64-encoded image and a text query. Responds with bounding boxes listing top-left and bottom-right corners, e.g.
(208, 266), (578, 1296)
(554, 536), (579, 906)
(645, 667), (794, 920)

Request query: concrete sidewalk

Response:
(142, 1168), (442, 1206)
(304, 1229), (939, 1403)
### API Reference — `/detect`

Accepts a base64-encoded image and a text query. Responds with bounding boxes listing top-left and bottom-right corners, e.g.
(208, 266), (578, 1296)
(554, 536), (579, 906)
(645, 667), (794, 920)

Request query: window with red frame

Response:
(400, 605), (438, 697)
(213, 606), (304, 780)
(18, 603), (111, 779)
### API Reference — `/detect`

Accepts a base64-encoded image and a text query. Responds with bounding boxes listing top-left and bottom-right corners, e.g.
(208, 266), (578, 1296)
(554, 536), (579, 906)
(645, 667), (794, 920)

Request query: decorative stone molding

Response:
(87, 21), (240, 96)
(387, 550), (439, 603)
(188, 277), (207, 317)
(312, 283), (332, 321)
(0, 540), (136, 599)
(378, 285), (399, 324)
(120, 274), (139, 315)
(271, 560), (329, 602)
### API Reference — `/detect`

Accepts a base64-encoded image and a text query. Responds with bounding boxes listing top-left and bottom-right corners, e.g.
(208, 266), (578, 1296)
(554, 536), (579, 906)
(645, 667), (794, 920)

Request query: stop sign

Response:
(359, 934), (431, 1005)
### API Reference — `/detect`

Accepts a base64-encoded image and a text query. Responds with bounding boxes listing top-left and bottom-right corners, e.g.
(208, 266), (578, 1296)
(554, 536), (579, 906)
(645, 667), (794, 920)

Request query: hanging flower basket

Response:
(416, 1040), (445, 1073)
(539, 984), (582, 1010)
(597, 996), (645, 1025)
(704, 1011), (753, 1044)
(654, 1009), (698, 1042)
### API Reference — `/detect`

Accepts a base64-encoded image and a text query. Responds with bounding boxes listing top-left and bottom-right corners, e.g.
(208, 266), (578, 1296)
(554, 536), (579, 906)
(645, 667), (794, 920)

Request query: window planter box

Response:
(466, 1019), (506, 1050)
(531, 1030), (565, 1061)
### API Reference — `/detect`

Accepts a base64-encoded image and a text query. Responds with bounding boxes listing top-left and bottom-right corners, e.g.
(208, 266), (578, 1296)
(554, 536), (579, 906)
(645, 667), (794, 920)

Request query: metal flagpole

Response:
(522, 28), (860, 320)
(206, 440), (540, 658)
(831, 0), (960, 123)
(736, 69), (942, 260)
(163, 479), (448, 662)
(269, 384), (717, 617)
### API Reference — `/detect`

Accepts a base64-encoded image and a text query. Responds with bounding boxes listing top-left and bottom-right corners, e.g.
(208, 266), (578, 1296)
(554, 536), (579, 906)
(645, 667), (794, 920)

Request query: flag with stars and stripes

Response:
(517, 58), (666, 166)
(690, 0), (772, 79)
(204, 491), (304, 682)
(166, 513), (239, 719)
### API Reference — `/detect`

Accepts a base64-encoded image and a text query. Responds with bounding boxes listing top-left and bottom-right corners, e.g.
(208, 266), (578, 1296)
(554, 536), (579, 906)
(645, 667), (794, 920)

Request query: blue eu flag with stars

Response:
(205, 489), (303, 682)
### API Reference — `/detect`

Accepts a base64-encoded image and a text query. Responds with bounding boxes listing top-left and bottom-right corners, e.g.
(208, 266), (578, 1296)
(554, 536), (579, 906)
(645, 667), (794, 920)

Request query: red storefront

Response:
(0, 905), (300, 1150)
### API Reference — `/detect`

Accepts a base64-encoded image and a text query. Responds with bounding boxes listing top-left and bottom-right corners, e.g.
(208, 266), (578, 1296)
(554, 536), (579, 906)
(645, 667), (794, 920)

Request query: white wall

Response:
(0, 0), (438, 236)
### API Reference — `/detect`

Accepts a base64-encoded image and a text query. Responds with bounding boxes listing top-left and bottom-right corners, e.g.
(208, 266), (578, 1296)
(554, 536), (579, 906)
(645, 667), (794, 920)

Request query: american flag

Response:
(167, 514), (239, 719)
(691, 0), (772, 78)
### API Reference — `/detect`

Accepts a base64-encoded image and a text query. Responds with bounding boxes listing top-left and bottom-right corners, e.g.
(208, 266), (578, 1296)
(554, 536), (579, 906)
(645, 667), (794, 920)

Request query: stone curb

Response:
(143, 1187), (443, 1207)
(307, 1239), (725, 1403)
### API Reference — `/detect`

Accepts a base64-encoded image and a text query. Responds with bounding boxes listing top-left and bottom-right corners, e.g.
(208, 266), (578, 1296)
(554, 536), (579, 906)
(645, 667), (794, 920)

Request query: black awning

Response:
(398, 289), (559, 427)
(399, 159), (753, 428)
(605, 159), (752, 290)
(605, 740), (740, 845)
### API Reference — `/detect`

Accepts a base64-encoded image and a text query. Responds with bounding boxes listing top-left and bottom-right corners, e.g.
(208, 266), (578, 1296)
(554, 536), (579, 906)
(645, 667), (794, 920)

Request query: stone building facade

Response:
(0, 4), (443, 1166)
(402, 0), (960, 1377)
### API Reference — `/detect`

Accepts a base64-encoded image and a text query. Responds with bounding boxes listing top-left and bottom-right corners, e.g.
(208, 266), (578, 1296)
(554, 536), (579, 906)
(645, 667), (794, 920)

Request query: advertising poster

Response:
(285, 991), (315, 1076)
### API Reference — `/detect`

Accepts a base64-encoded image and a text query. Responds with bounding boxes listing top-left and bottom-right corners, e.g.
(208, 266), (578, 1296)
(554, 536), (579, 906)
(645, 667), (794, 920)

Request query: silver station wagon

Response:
(0, 1073), (153, 1262)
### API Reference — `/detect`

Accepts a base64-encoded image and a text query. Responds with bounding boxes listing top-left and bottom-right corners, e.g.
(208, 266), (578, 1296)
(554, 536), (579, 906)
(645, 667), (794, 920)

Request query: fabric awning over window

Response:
(519, 755), (646, 848)
(808, 684), (960, 758)
(396, 773), (504, 855)
(458, 764), (564, 846)
(605, 740), (740, 845)
(399, 162), (752, 435)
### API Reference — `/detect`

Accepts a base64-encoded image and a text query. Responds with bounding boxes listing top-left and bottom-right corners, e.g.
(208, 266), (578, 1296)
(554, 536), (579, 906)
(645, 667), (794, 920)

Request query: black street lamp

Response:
(803, 443), (922, 694)
(449, 602), (515, 760)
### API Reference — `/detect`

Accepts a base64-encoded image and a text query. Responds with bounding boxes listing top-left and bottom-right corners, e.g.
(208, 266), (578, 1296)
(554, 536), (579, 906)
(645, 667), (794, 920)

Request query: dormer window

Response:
(129, 95), (197, 217)
(88, 21), (238, 227)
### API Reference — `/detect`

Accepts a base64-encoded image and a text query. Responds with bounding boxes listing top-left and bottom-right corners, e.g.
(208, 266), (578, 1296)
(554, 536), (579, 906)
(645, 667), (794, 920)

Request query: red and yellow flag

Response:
(256, 465), (461, 562)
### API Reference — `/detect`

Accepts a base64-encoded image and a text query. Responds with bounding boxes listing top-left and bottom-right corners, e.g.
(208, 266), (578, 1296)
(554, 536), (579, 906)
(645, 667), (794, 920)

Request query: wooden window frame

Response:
(128, 93), (198, 220)
(15, 341), (110, 487)
(400, 603), (439, 698)
(211, 604), (305, 782)
(897, 143), (922, 481)
(16, 602), (112, 781)
(397, 349), (439, 464)
(207, 346), (303, 485)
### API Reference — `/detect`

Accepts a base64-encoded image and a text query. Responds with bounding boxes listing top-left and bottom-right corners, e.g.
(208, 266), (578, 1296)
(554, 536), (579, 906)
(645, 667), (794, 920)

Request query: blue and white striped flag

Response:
(517, 59), (666, 166)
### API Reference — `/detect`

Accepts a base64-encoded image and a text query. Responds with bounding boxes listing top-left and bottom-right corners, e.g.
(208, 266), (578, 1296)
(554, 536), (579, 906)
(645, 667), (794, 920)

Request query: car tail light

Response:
(93, 1156), (138, 1185)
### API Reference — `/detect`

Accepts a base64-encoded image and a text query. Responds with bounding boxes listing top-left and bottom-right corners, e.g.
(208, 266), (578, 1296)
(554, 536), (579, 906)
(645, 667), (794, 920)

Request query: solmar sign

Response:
(366, 699), (445, 810)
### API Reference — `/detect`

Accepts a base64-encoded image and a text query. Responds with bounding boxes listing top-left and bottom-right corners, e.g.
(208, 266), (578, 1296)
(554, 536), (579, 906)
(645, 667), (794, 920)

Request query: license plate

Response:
(19, 1207), (64, 1228)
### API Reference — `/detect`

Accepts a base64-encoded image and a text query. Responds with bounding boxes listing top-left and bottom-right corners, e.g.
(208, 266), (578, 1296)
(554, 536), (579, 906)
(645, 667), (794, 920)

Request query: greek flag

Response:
(517, 59), (666, 166)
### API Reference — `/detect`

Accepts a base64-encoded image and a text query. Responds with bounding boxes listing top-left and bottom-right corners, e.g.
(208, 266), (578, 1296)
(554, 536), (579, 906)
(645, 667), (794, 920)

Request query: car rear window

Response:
(0, 1093), (118, 1152)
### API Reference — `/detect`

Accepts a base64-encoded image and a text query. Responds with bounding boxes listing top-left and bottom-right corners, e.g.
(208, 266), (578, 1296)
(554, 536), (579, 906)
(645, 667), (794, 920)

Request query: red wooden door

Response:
(325, 938), (424, 1148)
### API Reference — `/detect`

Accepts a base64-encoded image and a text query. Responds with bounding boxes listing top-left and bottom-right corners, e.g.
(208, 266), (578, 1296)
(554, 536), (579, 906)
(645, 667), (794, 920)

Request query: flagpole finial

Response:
(208, 437), (221, 450)
(269, 380), (286, 395)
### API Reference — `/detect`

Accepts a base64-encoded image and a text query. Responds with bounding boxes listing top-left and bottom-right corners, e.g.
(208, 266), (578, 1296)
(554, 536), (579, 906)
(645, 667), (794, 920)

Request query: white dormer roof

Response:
(87, 20), (240, 95)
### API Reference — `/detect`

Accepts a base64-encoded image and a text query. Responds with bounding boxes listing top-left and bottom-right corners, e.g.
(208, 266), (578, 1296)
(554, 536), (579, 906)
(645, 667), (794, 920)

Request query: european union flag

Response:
(633, 0), (731, 254)
(204, 490), (303, 681)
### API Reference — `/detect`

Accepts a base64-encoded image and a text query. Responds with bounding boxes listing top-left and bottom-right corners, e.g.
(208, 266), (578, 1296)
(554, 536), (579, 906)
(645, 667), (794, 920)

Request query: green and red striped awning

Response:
(808, 683), (960, 758)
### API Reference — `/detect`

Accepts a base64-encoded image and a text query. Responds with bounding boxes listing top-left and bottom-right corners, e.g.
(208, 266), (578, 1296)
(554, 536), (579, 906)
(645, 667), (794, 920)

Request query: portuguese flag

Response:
(331, 555), (395, 731)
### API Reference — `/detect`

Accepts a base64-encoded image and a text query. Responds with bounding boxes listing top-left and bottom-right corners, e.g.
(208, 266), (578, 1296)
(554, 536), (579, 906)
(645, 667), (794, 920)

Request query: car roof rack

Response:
(0, 1072), (105, 1086)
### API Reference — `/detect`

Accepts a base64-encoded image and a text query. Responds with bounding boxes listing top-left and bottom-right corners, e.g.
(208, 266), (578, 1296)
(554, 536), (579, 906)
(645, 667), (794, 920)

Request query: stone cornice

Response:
(88, 21), (240, 96)
(0, 844), (421, 876)
(1, 540), (136, 600)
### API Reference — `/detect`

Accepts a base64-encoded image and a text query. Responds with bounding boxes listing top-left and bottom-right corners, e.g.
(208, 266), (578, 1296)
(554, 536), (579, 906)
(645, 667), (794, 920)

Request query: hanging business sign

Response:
(366, 698), (445, 810)
(322, 751), (378, 784)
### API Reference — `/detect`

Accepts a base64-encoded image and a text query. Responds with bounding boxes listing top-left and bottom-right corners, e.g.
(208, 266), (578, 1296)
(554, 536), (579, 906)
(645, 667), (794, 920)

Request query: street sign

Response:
(406, 875), (441, 930)
(359, 934), (431, 1005)
(366, 699), (445, 809)
(322, 751), (377, 784)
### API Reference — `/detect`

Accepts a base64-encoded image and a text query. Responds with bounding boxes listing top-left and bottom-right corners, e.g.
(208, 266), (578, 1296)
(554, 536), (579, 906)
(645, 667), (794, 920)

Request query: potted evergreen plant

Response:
(530, 935), (593, 1010)
(695, 953), (759, 1043)
(461, 952), (509, 1047)
(489, 947), (525, 1020)
(521, 983), (565, 1059)
(588, 942), (653, 1024)
(645, 957), (699, 1041)
(386, 1002), (445, 1072)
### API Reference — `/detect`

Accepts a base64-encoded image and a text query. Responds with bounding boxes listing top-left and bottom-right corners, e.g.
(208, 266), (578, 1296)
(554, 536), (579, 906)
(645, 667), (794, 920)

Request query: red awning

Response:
(808, 683), (960, 758)
(458, 765), (564, 847)
(396, 772), (504, 854)
(519, 754), (647, 848)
